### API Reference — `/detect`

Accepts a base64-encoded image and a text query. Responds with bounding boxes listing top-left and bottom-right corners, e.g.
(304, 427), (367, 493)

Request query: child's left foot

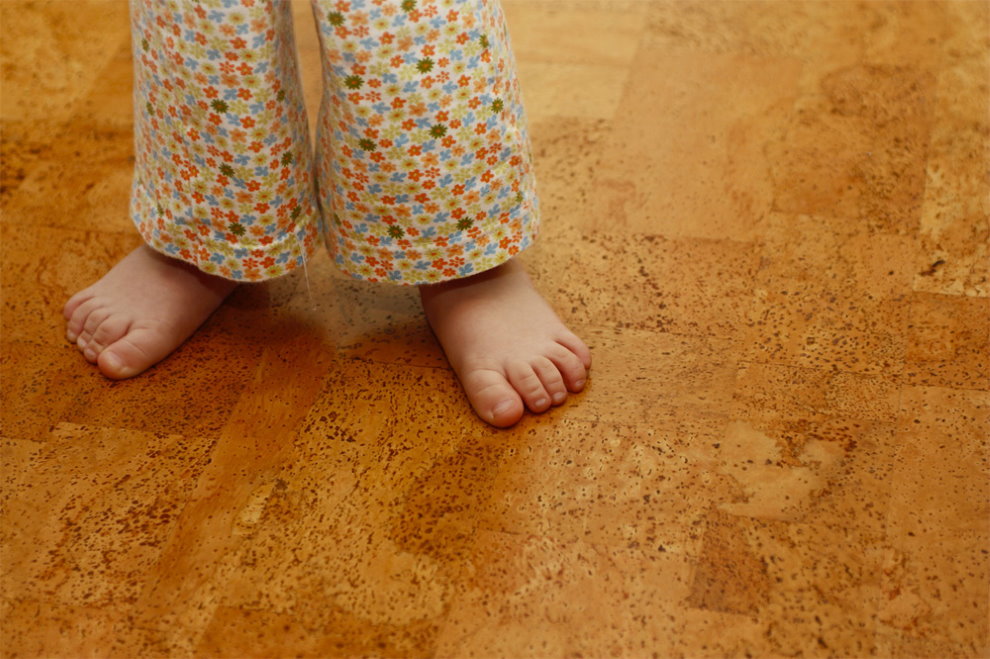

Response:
(419, 259), (591, 428)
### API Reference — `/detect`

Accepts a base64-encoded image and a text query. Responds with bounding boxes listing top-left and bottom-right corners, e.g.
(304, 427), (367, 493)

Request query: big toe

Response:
(462, 369), (525, 428)
(97, 328), (163, 380)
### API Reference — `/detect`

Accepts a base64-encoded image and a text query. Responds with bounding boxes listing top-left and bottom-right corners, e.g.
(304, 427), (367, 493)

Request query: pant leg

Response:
(310, 0), (539, 285)
(129, 0), (319, 281)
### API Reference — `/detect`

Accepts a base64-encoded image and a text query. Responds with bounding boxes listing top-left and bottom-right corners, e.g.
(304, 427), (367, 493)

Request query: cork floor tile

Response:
(0, 224), (139, 343)
(733, 361), (903, 426)
(766, 63), (936, 234)
(1, 115), (136, 234)
(476, 415), (734, 551)
(0, 423), (217, 657)
(582, 48), (800, 241)
(119, 336), (336, 654)
(526, 226), (760, 337)
(502, 0), (648, 68)
(290, 0), (323, 127)
(0, 2), (131, 210)
(874, 630), (980, 659)
(738, 212), (919, 377)
(435, 532), (656, 658)
(561, 326), (736, 425)
(1, 423), (215, 604)
(1, 597), (173, 659)
(756, 212), (919, 299)
(503, 1), (648, 122)
(517, 61), (633, 122)
(738, 519), (886, 656)
(3, 0), (989, 657)
(643, 1), (947, 90)
(914, 50), (990, 297)
(197, 604), (439, 659)
(1, 120), (52, 202)
(0, 1), (129, 126)
(277, 253), (448, 368)
(903, 293), (990, 390)
(526, 116), (611, 238)
(186, 363), (481, 655)
(879, 386), (989, 652)
(2, 311), (270, 440)
(739, 281), (909, 377)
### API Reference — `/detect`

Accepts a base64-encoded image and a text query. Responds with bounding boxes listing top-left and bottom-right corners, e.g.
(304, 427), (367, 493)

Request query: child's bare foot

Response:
(419, 259), (591, 428)
(62, 245), (237, 379)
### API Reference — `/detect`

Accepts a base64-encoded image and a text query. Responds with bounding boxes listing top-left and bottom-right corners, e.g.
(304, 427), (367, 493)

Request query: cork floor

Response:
(2, 1), (988, 657)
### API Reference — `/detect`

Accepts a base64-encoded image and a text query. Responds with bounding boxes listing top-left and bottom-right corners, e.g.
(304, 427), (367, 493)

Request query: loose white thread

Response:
(301, 249), (314, 308)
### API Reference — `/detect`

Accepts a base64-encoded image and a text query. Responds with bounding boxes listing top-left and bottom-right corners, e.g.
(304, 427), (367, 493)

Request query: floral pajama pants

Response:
(130, 0), (539, 284)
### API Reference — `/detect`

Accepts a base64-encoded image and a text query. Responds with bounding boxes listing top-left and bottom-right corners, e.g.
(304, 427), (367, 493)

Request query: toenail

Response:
(103, 352), (123, 372)
(534, 397), (548, 409)
(83, 348), (96, 361)
(552, 392), (566, 404)
(574, 379), (586, 390)
(66, 331), (77, 342)
(492, 400), (515, 418)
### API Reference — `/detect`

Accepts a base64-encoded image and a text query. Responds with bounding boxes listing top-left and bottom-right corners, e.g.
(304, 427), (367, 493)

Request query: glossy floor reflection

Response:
(2, 1), (987, 657)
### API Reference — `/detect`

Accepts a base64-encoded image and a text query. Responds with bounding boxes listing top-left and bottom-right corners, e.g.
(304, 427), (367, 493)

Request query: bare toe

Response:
(557, 332), (592, 370)
(462, 368), (525, 427)
(79, 341), (99, 363)
(506, 362), (552, 413)
(63, 289), (94, 321)
(531, 356), (568, 405)
(420, 259), (592, 427)
(78, 307), (112, 347)
(548, 343), (588, 392)
(67, 298), (100, 342)
(61, 245), (237, 379)
(99, 327), (172, 379)
(87, 315), (131, 356)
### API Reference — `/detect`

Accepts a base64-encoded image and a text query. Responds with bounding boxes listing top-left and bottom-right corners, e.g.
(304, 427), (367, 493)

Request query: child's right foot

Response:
(62, 245), (237, 379)
(419, 258), (591, 428)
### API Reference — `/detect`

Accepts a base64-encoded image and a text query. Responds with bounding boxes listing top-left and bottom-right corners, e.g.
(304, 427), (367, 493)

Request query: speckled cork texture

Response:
(2, 0), (988, 657)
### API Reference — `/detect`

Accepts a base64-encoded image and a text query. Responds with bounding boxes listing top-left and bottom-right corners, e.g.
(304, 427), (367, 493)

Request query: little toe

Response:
(557, 332), (592, 370)
(531, 356), (568, 406)
(548, 344), (589, 392)
(462, 368), (525, 427)
(63, 289), (94, 321)
(67, 298), (100, 342)
(506, 362), (553, 413)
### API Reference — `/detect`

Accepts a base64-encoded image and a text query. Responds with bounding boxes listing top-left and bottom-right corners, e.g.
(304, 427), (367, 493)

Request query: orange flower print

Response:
(130, 0), (537, 285)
